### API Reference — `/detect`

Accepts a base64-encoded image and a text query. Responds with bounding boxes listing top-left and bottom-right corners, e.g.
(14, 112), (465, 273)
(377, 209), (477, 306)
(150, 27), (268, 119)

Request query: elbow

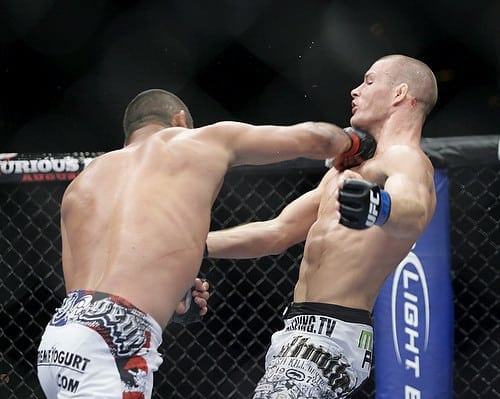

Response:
(413, 200), (436, 236)
(268, 242), (290, 256)
(407, 221), (426, 239)
(394, 209), (429, 239)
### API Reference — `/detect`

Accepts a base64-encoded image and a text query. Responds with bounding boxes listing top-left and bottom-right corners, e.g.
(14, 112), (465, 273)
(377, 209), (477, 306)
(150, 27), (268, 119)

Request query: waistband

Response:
(50, 290), (163, 335)
(284, 302), (373, 326)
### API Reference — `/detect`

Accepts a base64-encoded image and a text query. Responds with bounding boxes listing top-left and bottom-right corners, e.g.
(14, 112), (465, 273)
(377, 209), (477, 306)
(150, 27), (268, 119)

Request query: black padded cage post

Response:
(0, 135), (498, 398)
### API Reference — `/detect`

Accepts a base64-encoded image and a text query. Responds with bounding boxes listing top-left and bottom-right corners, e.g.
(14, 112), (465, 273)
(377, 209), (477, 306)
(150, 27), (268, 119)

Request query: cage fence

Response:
(0, 136), (498, 398)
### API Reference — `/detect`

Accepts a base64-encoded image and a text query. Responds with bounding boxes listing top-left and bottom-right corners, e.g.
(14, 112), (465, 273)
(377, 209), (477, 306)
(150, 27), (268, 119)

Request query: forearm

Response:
(303, 122), (352, 160)
(206, 221), (289, 259)
(235, 122), (352, 166)
(207, 190), (317, 259)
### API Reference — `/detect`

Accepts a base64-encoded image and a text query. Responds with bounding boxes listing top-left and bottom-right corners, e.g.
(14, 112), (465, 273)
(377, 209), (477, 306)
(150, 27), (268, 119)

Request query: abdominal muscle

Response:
(294, 218), (413, 312)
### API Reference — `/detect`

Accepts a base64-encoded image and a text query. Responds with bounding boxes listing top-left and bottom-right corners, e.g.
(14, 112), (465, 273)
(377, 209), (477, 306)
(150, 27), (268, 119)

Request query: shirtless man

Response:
(206, 54), (439, 398)
(36, 88), (375, 398)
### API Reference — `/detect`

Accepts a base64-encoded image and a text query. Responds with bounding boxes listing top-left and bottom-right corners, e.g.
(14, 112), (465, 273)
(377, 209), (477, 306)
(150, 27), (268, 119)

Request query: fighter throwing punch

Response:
(36, 88), (375, 398)
(206, 54), (438, 398)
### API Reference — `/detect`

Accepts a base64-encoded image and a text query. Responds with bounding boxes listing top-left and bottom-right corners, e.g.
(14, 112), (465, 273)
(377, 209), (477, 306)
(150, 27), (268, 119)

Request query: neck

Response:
(372, 108), (424, 148)
(126, 124), (166, 146)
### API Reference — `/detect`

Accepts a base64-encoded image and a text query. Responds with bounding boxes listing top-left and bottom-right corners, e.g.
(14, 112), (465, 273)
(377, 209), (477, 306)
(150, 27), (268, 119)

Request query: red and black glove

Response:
(335, 127), (377, 170)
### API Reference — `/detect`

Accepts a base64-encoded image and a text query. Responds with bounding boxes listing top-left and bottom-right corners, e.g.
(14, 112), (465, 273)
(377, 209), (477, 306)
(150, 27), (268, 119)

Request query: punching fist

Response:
(333, 127), (377, 170)
(339, 179), (391, 229)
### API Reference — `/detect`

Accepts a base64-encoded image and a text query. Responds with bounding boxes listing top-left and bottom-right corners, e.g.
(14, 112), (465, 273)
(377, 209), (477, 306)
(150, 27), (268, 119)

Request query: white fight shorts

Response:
(253, 302), (373, 399)
(37, 290), (163, 399)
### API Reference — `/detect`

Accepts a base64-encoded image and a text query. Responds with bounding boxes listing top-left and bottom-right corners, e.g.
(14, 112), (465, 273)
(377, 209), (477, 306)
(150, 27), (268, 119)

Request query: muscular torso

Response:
(61, 129), (228, 328)
(294, 153), (432, 311)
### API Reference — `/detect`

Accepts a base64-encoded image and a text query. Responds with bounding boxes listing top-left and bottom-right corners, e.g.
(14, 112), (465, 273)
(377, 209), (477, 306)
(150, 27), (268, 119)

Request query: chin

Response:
(350, 117), (366, 132)
(350, 116), (360, 129)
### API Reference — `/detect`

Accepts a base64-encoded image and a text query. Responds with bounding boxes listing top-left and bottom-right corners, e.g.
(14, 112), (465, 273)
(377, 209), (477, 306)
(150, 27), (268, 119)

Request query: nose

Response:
(350, 84), (361, 98)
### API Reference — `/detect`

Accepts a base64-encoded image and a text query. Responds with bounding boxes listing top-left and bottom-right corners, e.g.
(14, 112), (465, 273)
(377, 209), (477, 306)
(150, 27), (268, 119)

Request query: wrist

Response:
(375, 189), (391, 226)
(342, 128), (359, 157)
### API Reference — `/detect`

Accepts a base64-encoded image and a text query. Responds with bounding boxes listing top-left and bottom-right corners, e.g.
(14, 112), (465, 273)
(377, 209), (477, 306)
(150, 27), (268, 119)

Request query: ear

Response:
(393, 83), (409, 105)
(172, 110), (188, 128)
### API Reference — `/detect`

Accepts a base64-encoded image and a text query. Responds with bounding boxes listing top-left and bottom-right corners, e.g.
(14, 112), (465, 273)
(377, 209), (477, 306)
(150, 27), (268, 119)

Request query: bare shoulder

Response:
(192, 121), (250, 136)
(357, 145), (433, 190)
(382, 145), (436, 204)
(381, 145), (433, 173)
(383, 144), (427, 160)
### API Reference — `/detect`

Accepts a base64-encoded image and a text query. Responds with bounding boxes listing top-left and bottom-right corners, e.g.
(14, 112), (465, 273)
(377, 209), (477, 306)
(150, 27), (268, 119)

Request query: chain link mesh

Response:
(0, 165), (498, 398)
(448, 167), (500, 399)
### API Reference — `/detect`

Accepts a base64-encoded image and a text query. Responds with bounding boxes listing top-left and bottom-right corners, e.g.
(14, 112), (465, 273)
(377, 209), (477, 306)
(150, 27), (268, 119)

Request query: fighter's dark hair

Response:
(122, 89), (194, 143)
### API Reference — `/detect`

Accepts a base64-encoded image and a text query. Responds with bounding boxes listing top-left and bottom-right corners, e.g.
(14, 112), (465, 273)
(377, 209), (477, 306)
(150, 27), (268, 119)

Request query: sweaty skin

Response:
(206, 54), (438, 312)
(61, 120), (352, 329)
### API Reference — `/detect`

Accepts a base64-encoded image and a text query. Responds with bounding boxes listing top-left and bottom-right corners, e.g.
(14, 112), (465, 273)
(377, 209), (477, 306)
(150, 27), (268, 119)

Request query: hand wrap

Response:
(339, 179), (391, 229)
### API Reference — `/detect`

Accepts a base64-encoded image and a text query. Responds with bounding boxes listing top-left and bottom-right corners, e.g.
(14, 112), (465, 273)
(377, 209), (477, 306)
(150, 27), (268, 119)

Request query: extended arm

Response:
(207, 188), (321, 259)
(200, 121), (375, 168)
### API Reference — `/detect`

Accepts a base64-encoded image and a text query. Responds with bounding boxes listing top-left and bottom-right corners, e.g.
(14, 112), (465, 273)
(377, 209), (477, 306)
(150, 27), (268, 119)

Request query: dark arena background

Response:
(1, 1), (499, 398)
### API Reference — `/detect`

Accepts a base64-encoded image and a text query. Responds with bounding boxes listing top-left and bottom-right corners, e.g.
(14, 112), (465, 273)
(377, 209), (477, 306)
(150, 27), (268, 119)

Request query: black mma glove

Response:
(339, 179), (391, 229)
(340, 127), (377, 168)
(170, 288), (202, 324)
(171, 245), (210, 324)
(170, 278), (210, 325)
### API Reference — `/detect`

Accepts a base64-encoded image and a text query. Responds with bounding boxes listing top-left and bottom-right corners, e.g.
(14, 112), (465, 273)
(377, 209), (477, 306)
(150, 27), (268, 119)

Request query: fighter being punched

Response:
(206, 54), (438, 398)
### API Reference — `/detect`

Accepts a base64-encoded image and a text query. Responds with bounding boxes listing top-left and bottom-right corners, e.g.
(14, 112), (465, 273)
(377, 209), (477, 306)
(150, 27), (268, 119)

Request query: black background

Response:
(1, 0), (499, 153)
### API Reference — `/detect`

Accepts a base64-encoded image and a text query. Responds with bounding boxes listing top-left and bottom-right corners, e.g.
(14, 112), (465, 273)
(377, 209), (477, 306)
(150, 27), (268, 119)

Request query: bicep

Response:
(198, 121), (282, 166)
(206, 121), (330, 166)
(231, 123), (303, 166)
(382, 155), (436, 227)
(383, 152), (434, 203)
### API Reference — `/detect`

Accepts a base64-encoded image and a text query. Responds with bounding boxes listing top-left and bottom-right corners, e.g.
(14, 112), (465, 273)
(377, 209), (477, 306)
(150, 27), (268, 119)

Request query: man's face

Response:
(349, 59), (395, 131)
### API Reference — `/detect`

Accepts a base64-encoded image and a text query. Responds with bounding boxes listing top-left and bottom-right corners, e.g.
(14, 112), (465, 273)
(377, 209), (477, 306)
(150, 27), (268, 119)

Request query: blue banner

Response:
(374, 169), (454, 398)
